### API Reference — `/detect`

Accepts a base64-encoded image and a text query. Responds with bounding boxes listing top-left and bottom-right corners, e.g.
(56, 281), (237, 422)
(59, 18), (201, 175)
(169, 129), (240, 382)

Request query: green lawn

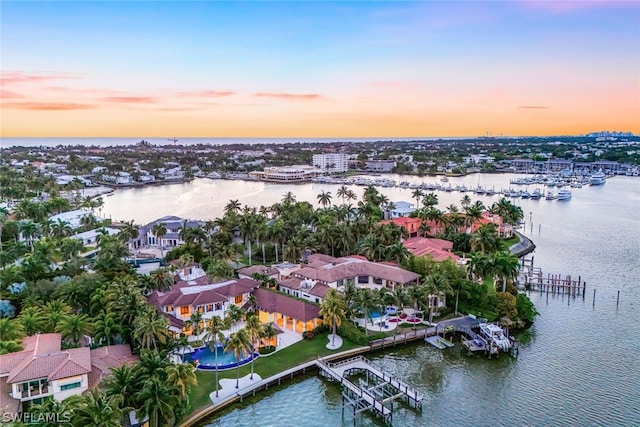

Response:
(189, 332), (361, 411)
(501, 235), (520, 250)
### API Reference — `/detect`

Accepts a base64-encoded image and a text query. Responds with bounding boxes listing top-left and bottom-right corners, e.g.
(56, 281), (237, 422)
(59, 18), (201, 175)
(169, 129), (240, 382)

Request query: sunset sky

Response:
(2, 1), (639, 138)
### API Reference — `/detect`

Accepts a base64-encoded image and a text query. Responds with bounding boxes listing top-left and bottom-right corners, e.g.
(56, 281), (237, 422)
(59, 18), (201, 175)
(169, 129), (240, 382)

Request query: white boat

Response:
(590, 170), (606, 185)
(556, 189), (572, 200)
(206, 172), (222, 179)
(530, 188), (542, 200)
(440, 176), (448, 182)
(425, 335), (454, 349)
(545, 191), (556, 200)
(478, 323), (512, 351)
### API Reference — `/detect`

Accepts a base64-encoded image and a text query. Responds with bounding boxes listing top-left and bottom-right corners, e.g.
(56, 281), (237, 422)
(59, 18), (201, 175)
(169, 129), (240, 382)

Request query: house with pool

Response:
(292, 254), (421, 292)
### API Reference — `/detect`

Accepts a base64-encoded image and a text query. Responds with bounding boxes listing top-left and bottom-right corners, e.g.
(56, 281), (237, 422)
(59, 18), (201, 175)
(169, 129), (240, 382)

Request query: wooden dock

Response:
(519, 257), (586, 297)
(317, 355), (423, 425)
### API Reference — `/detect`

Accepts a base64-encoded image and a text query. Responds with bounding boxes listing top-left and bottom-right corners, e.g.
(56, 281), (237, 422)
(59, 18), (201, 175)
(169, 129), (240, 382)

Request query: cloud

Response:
(176, 90), (236, 98)
(2, 102), (96, 111)
(103, 96), (157, 103)
(518, 106), (549, 109)
(0, 90), (25, 99)
(253, 93), (324, 101)
(1, 71), (82, 85)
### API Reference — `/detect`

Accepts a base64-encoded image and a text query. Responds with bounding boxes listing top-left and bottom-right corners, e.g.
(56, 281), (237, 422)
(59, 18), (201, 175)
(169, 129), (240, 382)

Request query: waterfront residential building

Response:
(384, 201), (417, 219)
(278, 277), (331, 304)
(292, 254), (421, 291)
(463, 154), (495, 164)
(365, 160), (397, 172)
(401, 237), (461, 263)
(253, 288), (322, 334)
(71, 227), (120, 246)
(312, 153), (349, 173)
(237, 265), (280, 281)
(130, 215), (206, 250)
(0, 334), (136, 414)
(48, 208), (100, 230)
(248, 165), (323, 182)
(469, 212), (514, 238)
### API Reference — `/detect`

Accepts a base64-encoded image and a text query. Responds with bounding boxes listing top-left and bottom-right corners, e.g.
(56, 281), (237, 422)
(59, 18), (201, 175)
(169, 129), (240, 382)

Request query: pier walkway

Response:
(317, 355), (423, 424)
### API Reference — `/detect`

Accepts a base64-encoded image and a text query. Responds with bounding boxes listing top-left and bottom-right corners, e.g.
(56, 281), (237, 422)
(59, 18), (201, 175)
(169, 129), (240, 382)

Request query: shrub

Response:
(337, 321), (370, 345)
(302, 331), (315, 340)
(258, 345), (276, 355)
(312, 324), (328, 335)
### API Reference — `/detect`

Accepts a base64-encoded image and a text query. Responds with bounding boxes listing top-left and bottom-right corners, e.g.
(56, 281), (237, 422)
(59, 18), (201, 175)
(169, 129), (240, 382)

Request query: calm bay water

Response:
(101, 174), (640, 427)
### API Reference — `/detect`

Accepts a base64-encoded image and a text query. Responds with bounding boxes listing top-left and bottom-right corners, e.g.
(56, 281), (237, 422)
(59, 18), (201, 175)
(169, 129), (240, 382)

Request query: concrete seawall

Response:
(510, 231), (536, 258)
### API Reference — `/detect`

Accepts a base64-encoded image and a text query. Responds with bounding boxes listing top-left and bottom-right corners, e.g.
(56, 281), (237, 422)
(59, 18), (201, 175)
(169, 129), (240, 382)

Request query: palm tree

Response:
(336, 185), (350, 204)
(316, 190), (333, 208)
(492, 251), (520, 292)
(103, 364), (137, 410)
(133, 309), (170, 350)
(388, 286), (409, 326)
(320, 289), (347, 346)
(225, 304), (245, 332)
(18, 306), (42, 335)
(204, 315), (231, 397)
(281, 191), (296, 206)
(224, 199), (242, 217)
(470, 223), (501, 253)
(423, 192), (439, 208)
(187, 310), (204, 337)
(151, 223), (167, 257)
(0, 317), (24, 342)
(421, 274), (452, 324)
(67, 389), (123, 427)
(148, 267), (175, 291)
(353, 288), (378, 336)
(260, 322), (278, 349)
(138, 374), (178, 427)
(244, 314), (263, 379)
(411, 188), (424, 208)
(93, 311), (121, 346)
(165, 362), (197, 399)
(42, 299), (72, 333)
(386, 241), (411, 264)
(56, 313), (92, 346)
(224, 329), (252, 388)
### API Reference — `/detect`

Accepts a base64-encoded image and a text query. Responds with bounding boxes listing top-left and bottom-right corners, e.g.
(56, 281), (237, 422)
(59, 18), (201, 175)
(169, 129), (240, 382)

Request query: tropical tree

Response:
(411, 188), (424, 208)
(133, 308), (170, 350)
(316, 190), (333, 208)
(320, 288), (347, 346)
(421, 274), (452, 324)
(224, 328), (252, 388)
(103, 364), (138, 410)
(186, 310), (204, 336)
(137, 374), (178, 427)
(93, 311), (121, 346)
(470, 223), (501, 253)
(151, 223), (167, 257)
(0, 317), (24, 342)
(225, 304), (245, 332)
(165, 362), (197, 399)
(56, 313), (92, 346)
(42, 299), (72, 333)
(491, 251), (520, 293)
(18, 306), (43, 335)
(204, 315), (231, 397)
(353, 288), (378, 336)
(67, 389), (123, 427)
(244, 314), (263, 379)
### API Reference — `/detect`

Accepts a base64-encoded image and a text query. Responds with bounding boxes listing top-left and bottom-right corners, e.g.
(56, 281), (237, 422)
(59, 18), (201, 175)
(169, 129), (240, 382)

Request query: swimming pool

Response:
(182, 344), (258, 370)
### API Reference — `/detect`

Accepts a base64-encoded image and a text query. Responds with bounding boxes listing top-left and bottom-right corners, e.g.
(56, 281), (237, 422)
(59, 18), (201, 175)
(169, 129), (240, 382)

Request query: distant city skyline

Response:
(2, 1), (639, 138)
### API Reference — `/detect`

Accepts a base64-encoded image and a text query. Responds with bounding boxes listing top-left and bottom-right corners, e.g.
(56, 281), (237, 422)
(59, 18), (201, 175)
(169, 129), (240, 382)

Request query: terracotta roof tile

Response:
(253, 288), (320, 322)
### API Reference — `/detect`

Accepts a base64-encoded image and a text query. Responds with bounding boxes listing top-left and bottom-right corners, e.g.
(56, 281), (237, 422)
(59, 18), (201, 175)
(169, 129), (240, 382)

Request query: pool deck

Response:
(209, 374), (263, 406)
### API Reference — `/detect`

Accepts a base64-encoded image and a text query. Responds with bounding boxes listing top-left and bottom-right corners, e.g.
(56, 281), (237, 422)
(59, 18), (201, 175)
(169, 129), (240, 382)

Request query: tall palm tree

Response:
(281, 191), (296, 206)
(491, 251), (520, 292)
(411, 188), (424, 208)
(165, 362), (197, 399)
(204, 315), (231, 397)
(316, 190), (333, 208)
(244, 314), (263, 379)
(42, 299), (72, 333)
(423, 192), (439, 208)
(0, 317), (24, 342)
(421, 274), (452, 324)
(224, 199), (242, 217)
(353, 288), (378, 336)
(470, 223), (501, 253)
(320, 289), (347, 346)
(133, 309), (170, 350)
(151, 223), (167, 256)
(187, 310), (204, 336)
(56, 313), (92, 346)
(336, 185), (350, 204)
(18, 306), (43, 335)
(224, 329), (252, 388)
(93, 311), (121, 346)
(103, 364), (137, 410)
(388, 286), (409, 325)
(138, 374), (178, 427)
(226, 304), (245, 332)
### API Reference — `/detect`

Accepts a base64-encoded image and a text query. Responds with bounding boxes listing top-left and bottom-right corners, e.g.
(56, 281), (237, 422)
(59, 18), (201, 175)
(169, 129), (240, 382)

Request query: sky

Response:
(1, 1), (639, 138)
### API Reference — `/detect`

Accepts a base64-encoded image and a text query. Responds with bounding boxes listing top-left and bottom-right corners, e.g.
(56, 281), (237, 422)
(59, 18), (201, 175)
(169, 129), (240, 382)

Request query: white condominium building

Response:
(312, 153), (348, 173)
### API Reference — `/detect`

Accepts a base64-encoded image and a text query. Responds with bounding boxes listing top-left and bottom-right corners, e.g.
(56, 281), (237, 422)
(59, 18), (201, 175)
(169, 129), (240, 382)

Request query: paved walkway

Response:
(209, 373), (263, 405)
(326, 334), (343, 350)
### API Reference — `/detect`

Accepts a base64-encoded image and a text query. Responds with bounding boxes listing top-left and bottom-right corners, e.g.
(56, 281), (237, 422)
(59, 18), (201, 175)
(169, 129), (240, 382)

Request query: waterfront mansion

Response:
(148, 255), (423, 339)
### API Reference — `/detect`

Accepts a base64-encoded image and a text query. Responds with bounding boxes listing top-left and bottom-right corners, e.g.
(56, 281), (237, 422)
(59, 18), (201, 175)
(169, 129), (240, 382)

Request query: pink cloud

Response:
(177, 89), (236, 98)
(103, 96), (157, 103)
(0, 90), (25, 99)
(3, 102), (96, 111)
(1, 71), (82, 85)
(253, 93), (324, 101)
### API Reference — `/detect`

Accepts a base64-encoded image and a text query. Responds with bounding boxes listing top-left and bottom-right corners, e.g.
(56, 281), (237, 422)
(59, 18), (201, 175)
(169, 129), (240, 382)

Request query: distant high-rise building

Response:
(312, 153), (348, 173)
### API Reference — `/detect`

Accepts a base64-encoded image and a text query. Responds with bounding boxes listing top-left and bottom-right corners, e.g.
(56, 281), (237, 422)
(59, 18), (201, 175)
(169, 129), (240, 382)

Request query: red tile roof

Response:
(89, 344), (138, 388)
(402, 237), (460, 262)
(4, 334), (91, 384)
(253, 288), (320, 322)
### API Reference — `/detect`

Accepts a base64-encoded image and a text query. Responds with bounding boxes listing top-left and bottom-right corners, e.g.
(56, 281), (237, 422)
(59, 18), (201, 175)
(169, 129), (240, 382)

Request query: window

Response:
(235, 295), (243, 304)
(206, 304), (213, 312)
(215, 302), (223, 311)
(60, 382), (82, 391)
(165, 305), (173, 312)
(197, 306), (204, 313)
(180, 306), (189, 315)
(337, 279), (344, 287)
(374, 277), (383, 285)
(358, 276), (368, 284)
